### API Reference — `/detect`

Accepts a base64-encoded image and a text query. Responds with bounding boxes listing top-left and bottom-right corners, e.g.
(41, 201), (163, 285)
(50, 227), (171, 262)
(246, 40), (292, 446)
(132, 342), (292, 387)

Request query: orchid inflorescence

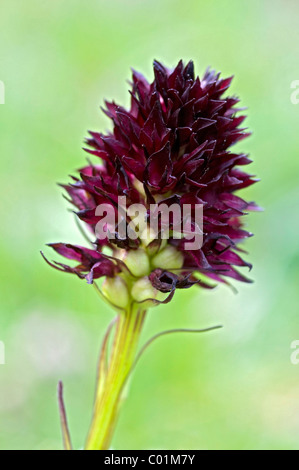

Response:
(43, 59), (258, 450)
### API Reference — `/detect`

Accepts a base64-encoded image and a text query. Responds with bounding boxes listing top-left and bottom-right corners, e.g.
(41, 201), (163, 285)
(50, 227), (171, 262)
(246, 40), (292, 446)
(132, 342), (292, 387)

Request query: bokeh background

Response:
(1, 0), (299, 450)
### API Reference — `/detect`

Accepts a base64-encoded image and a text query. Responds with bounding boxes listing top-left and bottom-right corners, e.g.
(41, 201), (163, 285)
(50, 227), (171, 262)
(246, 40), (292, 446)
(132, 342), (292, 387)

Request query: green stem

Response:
(85, 304), (146, 450)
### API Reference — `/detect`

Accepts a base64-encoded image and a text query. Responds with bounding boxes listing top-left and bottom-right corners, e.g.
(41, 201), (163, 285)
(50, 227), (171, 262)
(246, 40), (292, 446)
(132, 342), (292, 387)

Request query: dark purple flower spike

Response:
(43, 60), (258, 451)
(44, 59), (258, 298)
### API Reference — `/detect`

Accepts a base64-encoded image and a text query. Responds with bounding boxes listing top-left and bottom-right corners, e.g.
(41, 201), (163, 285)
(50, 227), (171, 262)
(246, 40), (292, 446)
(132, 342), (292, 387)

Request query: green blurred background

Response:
(0, 0), (299, 450)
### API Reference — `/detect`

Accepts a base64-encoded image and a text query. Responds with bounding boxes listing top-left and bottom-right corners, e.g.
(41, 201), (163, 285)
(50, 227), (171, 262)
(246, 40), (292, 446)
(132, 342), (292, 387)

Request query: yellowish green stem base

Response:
(85, 305), (146, 450)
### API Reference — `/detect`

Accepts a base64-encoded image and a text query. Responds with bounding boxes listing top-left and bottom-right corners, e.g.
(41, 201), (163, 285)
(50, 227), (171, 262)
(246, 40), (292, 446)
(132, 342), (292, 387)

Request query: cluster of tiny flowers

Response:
(43, 60), (259, 308)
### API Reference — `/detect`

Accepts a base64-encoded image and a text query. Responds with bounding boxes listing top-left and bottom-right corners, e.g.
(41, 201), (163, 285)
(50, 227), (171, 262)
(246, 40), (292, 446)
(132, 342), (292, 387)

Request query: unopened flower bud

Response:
(141, 227), (168, 256)
(102, 276), (129, 308)
(131, 276), (159, 303)
(151, 245), (184, 270)
(140, 226), (157, 247)
(122, 248), (150, 277)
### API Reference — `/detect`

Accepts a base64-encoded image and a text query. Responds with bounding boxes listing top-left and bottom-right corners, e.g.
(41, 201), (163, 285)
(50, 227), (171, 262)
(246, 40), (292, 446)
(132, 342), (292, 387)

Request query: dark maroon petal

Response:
(149, 269), (199, 293)
(43, 244), (118, 283)
(145, 142), (173, 188)
(46, 243), (102, 263)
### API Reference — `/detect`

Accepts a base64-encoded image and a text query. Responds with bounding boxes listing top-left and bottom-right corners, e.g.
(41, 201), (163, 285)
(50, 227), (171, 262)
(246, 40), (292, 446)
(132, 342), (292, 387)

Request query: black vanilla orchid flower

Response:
(44, 59), (259, 304)
(43, 60), (258, 450)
